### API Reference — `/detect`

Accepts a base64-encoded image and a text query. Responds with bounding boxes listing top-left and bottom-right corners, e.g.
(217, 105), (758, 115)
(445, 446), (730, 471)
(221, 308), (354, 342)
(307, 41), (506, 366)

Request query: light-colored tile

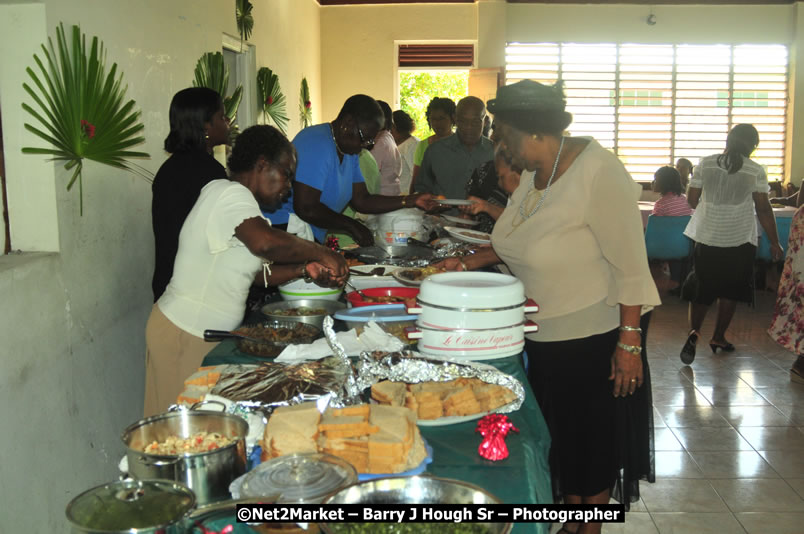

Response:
(654, 427), (685, 451)
(670, 427), (753, 451)
(652, 386), (711, 407)
(759, 450), (804, 477)
(755, 385), (804, 407)
(651, 512), (746, 534)
(650, 370), (694, 388)
(654, 451), (705, 479)
(653, 407), (667, 428)
(678, 369), (744, 388)
(726, 357), (785, 373)
(737, 426), (804, 450)
(772, 405), (804, 425)
(654, 405), (731, 428)
(695, 385), (771, 407)
(787, 478), (804, 500)
(687, 450), (779, 479)
(639, 479), (728, 512)
(714, 405), (794, 427)
(710, 478), (804, 512)
(602, 512), (658, 534)
(736, 370), (797, 388)
(735, 512), (804, 534)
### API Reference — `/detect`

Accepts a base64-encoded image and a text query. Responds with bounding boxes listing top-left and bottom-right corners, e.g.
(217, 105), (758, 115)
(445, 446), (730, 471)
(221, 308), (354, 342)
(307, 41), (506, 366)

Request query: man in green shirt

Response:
(415, 96), (494, 200)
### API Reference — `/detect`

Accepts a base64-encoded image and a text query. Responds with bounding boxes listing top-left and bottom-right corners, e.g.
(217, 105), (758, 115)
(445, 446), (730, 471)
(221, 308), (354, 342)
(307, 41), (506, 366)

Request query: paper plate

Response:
(441, 214), (481, 226)
(391, 267), (446, 286)
(444, 226), (492, 245)
(437, 199), (474, 206)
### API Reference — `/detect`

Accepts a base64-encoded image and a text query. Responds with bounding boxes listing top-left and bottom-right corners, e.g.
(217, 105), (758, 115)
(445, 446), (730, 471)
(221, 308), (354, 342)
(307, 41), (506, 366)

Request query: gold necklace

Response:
(330, 122), (344, 156)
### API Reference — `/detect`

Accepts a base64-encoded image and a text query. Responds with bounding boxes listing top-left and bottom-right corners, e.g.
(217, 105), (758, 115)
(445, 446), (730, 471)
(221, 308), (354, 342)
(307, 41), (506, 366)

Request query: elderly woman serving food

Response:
(437, 80), (660, 534)
(145, 125), (348, 417)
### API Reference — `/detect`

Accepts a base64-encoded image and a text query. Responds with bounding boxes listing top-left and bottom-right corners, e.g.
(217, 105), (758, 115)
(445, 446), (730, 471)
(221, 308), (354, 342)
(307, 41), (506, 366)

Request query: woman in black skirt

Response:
(435, 80), (661, 534)
(680, 124), (784, 364)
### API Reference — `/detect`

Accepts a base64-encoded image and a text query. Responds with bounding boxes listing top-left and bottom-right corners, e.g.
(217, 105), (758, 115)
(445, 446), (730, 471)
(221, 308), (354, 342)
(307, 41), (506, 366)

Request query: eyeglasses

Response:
(357, 125), (375, 150)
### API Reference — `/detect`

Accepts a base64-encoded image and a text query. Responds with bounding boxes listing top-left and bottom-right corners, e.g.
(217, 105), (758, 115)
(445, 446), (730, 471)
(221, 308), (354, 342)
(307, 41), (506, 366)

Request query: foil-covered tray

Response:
(354, 350), (525, 425)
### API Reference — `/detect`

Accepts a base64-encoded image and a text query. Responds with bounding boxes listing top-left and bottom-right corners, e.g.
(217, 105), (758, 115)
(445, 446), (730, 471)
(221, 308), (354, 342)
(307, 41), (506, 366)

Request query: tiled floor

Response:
(550, 290), (804, 533)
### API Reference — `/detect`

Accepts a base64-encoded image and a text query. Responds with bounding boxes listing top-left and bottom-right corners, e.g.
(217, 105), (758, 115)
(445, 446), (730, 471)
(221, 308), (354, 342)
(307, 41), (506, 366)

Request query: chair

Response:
(644, 215), (693, 260)
(757, 216), (792, 261)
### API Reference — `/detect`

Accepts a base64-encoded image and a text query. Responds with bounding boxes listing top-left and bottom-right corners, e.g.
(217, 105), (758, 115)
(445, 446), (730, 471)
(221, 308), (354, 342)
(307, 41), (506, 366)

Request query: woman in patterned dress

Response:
(768, 195), (804, 383)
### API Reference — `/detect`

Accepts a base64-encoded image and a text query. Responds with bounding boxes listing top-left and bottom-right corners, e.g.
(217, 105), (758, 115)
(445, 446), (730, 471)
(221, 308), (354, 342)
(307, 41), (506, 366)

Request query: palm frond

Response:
(21, 23), (151, 215)
(193, 52), (242, 122)
(236, 0), (254, 51)
(299, 77), (312, 129)
(257, 67), (288, 135)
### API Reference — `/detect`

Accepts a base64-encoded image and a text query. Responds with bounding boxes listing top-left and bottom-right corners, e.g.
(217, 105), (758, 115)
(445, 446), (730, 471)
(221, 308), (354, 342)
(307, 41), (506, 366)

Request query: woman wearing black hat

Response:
(437, 80), (660, 534)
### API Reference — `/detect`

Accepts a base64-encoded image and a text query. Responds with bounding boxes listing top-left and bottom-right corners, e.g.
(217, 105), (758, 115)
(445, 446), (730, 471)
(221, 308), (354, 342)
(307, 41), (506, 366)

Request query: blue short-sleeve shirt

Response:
(263, 123), (363, 242)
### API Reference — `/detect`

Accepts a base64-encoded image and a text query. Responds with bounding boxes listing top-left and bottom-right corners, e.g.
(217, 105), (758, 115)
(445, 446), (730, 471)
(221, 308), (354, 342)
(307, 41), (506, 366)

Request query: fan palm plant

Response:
(299, 77), (312, 129)
(193, 52), (243, 123)
(236, 0), (254, 52)
(21, 23), (150, 215)
(257, 67), (288, 135)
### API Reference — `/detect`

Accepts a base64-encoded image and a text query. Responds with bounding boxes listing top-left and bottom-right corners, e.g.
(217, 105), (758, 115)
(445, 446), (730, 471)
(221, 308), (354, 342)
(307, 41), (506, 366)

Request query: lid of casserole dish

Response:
(418, 272), (525, 308)
(66, 479), (195, 531)
(240, 452), (357, 503)
(334, 303), (415, 322)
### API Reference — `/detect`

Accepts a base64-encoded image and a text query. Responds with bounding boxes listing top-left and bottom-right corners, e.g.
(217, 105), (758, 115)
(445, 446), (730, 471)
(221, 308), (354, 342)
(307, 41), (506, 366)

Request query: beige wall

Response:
(320, 3), (477, 120)
(0, 1), (321, 531)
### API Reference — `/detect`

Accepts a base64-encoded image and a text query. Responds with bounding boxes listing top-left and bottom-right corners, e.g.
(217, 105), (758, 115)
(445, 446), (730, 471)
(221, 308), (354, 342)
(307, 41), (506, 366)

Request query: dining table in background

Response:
(638, 201), (796, 230)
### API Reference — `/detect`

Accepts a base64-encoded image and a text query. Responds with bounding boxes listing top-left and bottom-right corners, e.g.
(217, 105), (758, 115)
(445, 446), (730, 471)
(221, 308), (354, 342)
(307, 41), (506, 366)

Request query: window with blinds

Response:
(505, 43), (788, 182)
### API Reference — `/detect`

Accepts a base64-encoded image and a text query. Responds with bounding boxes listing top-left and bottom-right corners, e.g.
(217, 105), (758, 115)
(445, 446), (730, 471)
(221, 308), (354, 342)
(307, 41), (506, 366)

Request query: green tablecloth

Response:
(202, 342), (552, 534)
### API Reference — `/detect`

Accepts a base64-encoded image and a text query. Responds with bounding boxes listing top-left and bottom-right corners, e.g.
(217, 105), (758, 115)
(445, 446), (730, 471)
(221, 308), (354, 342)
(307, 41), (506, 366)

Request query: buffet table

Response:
(202, 341), (552, 534)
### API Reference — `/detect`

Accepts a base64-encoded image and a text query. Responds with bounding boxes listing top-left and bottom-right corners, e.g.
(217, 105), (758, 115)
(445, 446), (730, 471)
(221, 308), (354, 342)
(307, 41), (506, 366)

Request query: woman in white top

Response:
(391, 109), (419, 195)
(680, 124), (783, 365)
(436, 80), (660, 534)
(370, 100), (402, 196)
(144, 125), (348, 416)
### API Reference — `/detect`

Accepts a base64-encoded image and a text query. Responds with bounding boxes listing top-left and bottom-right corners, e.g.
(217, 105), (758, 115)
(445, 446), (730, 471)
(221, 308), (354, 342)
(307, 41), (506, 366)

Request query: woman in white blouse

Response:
(680, 124), (783, 365)
(437, 80), (660, 534)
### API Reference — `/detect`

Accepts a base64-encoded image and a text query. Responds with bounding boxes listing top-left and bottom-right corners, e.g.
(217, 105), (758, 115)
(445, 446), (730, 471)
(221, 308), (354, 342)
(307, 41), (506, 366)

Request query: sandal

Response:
(791, 356), (804, 385)
(709, 341), (736, 353)
(680, 329), (699, 365)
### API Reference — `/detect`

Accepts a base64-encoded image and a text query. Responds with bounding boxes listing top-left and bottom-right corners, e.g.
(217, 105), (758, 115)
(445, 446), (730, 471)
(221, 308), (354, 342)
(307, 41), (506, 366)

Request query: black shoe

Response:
(681, 330), (699, 365)
(710, 342), (735, 353)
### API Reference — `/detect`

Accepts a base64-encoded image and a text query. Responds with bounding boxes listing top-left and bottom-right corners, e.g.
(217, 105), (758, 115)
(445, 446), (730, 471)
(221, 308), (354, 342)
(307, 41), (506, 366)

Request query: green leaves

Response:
(21, 23), (150, 215)
(299, 77), (312, 129)
(257, 67), (288, 135)
(236, 0), (254, 50)
(193, 52), (242, 123)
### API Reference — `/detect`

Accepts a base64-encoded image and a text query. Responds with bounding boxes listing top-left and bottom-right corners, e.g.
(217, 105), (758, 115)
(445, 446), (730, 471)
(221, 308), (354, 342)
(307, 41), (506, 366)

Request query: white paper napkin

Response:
(275, 321), (405, 362)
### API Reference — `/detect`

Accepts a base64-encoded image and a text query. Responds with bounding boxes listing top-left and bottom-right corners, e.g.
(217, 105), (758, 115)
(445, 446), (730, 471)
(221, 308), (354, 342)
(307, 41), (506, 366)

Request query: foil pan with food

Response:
(354, 350), (525, 422)
(204, 320), (321, 357)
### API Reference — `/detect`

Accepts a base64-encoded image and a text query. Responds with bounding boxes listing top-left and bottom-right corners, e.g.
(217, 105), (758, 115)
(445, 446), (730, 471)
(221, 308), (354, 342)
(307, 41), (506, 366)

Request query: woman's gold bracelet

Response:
(619, 326), (642, 333)
(616, 341), (642, 355)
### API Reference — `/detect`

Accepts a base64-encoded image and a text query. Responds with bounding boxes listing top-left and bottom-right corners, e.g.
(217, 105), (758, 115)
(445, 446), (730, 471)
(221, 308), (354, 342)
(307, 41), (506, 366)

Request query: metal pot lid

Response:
(419, 272), (525, 308)
(241, 452), (357, 503)
(66, 479), (195, 532)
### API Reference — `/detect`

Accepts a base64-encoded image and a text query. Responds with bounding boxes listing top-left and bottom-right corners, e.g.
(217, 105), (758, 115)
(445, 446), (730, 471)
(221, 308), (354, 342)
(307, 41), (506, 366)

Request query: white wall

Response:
(0, 1), (320, 531)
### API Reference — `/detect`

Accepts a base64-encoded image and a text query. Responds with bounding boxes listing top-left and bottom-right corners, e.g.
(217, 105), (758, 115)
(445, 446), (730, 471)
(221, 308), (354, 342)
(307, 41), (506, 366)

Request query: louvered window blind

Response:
(505, 43), (788, 181)
(399, 44), (474, 68)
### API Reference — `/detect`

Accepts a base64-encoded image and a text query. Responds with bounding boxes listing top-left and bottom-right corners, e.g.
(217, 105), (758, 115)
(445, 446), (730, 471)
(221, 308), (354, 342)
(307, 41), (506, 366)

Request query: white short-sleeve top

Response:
(159, 180), (267, 337)
(683, 154), (769, 247)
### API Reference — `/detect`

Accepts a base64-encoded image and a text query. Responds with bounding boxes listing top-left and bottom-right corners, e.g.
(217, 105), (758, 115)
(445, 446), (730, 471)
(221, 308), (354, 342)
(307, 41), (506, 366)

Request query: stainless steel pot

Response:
(66, 478), (195, 534)
(121, 408), (248, 506)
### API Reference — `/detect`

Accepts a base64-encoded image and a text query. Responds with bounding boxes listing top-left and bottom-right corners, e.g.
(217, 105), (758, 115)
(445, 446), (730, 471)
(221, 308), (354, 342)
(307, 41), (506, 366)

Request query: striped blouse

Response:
(652, 193), (693, 217)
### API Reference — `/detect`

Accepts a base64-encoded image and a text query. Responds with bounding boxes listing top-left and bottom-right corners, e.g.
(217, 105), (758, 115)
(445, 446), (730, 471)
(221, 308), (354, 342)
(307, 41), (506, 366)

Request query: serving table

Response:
(202, 341), (552, 534)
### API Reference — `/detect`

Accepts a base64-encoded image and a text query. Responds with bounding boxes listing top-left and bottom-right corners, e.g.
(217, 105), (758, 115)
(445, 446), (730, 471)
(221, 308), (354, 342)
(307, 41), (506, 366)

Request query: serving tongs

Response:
(203, 330), (263, 344)
(348, 266), (387, 276)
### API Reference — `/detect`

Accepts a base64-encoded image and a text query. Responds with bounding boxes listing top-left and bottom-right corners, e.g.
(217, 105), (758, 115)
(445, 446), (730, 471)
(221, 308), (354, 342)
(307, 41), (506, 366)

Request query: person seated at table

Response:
(266, 94), (437, 246)
(144, 125), (348, 417)
(371, 100), (402, 196)
(651, 166), (693, 216)
(391, 109), (419, 195)
(411, 97), (456, 189)
(460, 142), (523, 231)
(151, 87), (230, 301)
(415, 96), (495, 201)
(675, 157), (693, 191)
(436, 80), (661, 534)
(680, 124), (783, 365)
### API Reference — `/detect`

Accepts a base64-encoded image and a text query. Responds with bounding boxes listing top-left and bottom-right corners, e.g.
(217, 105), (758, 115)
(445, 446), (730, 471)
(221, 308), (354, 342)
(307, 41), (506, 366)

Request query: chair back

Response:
(644, 215), (693, 260)
(757, 216), (792, 261)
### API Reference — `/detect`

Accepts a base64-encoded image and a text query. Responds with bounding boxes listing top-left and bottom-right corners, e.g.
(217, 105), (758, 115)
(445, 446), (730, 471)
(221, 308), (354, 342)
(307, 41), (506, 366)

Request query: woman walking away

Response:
(680, 124), (783, 364)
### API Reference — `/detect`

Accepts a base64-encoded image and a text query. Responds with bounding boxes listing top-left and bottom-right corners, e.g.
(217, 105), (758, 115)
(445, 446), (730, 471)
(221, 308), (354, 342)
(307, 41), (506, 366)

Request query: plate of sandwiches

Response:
(261, 402), (429, 476)
(371, 376), (519, 427)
